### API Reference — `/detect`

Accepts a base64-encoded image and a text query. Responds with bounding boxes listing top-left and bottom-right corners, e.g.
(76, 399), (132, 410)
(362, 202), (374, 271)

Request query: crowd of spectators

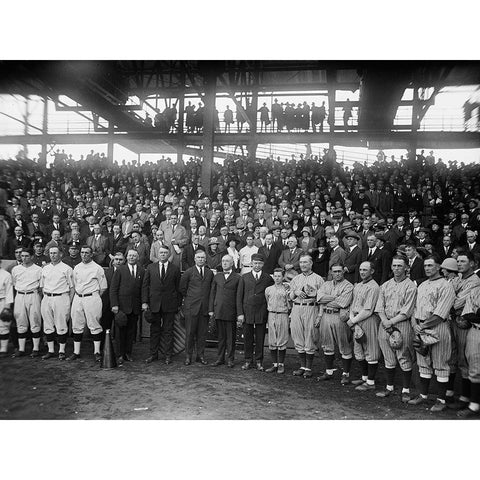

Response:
(143, 98), (354, 134)
(0, 148), (479, 286)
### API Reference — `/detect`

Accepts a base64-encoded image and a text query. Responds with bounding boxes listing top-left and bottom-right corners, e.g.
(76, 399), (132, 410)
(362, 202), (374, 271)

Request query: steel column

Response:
(200, 71), (216, 196)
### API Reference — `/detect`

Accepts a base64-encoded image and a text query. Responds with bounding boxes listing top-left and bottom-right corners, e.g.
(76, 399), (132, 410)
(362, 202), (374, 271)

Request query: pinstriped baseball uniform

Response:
(0, 268), (14, 336)
(461, 286), (480, 384)
(317, 278), (354, 358)
(71, 260), (107, 335)
(265, 284), (290, 350)
(11, 264), (43, 334)
(413, 277), (456, 379)
(289, 272), (324, 355)
(451, 273), (480, 378)
(40, 262), (74, 336)
(447, 276), (461, 372)
(351, 278), (381, 363)
(375, 277), (417, 370)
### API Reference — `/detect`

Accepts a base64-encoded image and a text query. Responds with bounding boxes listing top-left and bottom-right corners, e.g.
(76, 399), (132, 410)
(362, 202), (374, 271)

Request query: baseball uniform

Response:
(0, 268), (14, 354)
(11, 263), (43, 354)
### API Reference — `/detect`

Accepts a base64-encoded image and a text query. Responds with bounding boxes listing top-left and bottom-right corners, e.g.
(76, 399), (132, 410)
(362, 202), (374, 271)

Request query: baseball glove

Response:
(353, 324), (366, 344)
(0, 307), (13, 323)
(413, 335), (429, 356)
(455, 315), (472, 330)
(463, 312), (480, 325)
(387, 326), (403, 350)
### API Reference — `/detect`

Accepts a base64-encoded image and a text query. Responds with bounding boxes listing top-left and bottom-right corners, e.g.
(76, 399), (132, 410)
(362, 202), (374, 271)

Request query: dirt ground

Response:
(0, 340), (472, 420)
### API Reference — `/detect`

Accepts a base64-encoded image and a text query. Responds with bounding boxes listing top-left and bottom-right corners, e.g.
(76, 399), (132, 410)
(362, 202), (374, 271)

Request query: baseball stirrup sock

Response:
(270, 349), (278, 363)
(419, 377), (430, 396)
(385, 367), (396, 387)
(470, 384), (480, 407)
(299, 352), (306, 369)
(446, 373), (456, 395)
(341, 357), (352, 374)
(436, 380), (447, 402)
(402, 370), (412, 390)
(305, 353), (314, 370)
(367, 363), (378, 382)
(461, 378), (471, 401)
(278, 349), (286, 364)
(324, 353), (335, 370)
(359, 360), (368, 377)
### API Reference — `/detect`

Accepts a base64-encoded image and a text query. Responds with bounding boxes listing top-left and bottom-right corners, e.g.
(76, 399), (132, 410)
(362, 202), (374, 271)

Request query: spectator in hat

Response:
(206, 237), (223, 273)
(63, 243), (82, 269)
(343, 231), (362, 284)
(226, 236), (241, 272)
(32, 240), (48, 267)
(312, 239), (330, 279)
(299, 226), (316, 254)
(416, 227), (431, 249)
(440, 257), (459, 283)
(258, 232), (281, 275)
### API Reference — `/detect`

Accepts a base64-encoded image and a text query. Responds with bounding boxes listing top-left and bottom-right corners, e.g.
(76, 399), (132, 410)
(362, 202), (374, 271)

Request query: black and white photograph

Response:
(1, 2), (478, 479)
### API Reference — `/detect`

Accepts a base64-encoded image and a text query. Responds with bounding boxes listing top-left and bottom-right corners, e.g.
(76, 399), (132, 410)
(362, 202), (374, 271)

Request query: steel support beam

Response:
(201, 71), (216, 196)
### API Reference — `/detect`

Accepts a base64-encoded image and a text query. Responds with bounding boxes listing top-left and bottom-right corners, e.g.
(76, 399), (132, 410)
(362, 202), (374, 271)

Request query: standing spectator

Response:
(110, 249), (145, 364)
(236, 253), (274, 370)
(258, 103), (270, 132)
(224, 105), (234, 133)
(142, 245), (181, 365)
(209, 254), (241, 367)
(179, 249), (214, 366)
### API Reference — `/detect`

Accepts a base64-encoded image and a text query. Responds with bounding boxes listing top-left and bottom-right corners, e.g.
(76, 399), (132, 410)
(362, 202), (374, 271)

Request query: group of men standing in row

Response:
(2, 237), (480, 419)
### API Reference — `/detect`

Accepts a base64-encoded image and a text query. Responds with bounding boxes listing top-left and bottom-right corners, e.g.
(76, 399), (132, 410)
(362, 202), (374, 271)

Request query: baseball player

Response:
(447, 251), (480, 409)
(11, 249), (43, 357)
(0, 256), (14, 358)
(289, 254), (324, 378)
(69, 245), (107, 362)
(40, 246), (74, 360)
(375, 255), (417, 403)
(264, 268), (291, 374)
(457, 284), (480, 418)
(315, 262), (354, 384)
(408, 255), (456, 412)
(348, 261), (381, 391)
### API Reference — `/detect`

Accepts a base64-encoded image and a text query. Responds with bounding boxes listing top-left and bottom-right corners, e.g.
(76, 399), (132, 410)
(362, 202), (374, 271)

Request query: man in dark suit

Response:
(86, 223), (110, 266)
(405, 242), (426, 285)
(438, 235), (454, 262)
(7, 226), (31, 257)
(127, 231), (150, 268)
(362, 233), (391, 285)
(179, 249), (214, 365)
(278, 236), (302, 273)
(466, 230), (480, 263)
(108, 224), (128, 259)
(209, 254), (241, 367)
(142, 245), (181, 365)
(110, 249), (145, 363)
(236, 253), (274, 370)
(258, 233), (281, 274)
(343, 231), (362, 284)
(181, 234), (205, 272)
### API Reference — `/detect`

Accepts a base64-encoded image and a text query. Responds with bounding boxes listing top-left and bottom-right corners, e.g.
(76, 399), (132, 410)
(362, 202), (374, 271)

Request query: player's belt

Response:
(17, 290), (37, 295)
(44, 292), (68, 296)
(294, 301), (317, 306)
(76, 292), (93, 297)
(324, 307), (340, 314)
(269, 310), (288, 314)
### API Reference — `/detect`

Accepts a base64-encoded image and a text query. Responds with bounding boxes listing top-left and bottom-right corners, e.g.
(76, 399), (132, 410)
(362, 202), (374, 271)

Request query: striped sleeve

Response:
(336, 281), (354, 309)
(375, 282), (387, 314)
(4, 274), (14, 304)
(362, 282), (380, 312)
(453, 275), (480, 311)
(462, 285), (480, 315)
(398, 280), (417, 317)
(432, 280), (456, 319)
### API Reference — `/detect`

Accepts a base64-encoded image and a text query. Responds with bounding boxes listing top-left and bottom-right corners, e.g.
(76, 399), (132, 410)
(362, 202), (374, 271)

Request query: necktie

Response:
(368, 249), (373, 259)
(161, 262), (166, 280)
(255, 273), (259, 281)
(200, 267), (204, 279)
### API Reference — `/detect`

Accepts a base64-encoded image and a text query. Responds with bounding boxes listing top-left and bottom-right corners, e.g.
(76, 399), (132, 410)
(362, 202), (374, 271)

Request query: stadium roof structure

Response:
(0, 60), (479, 191)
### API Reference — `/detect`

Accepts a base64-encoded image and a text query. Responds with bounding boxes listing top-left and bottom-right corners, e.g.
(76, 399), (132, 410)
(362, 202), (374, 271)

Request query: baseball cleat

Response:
(66, 353), (80, 361)
(340, 374), (351, 385)
(351, 379), (366, 386)
(265, 365), (277, 373)
(447, 400), (469, 411)
(430, 400), (447, 412)
(292, 368), (305, 376)
(401, 393), (412, 403)
(355, 383), (375, 392)
(30, 350), (40, 358)
(376, 389), (394, 398)
(58, 352), (66, 360)
(303, 369), (313, 378)
(316, 372), (334, 382)
(277, 364), (285, 374)
(457, 407), (480, 419)
(94, 353), (102, 363)
(41, 352), (56, 360)
(408, 395), (428, 405)
(12, 350), (26, 358)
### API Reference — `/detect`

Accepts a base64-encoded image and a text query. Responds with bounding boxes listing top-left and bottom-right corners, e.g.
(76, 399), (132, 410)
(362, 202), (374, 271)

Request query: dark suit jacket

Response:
(344, 246), (363, 284)
(278, 247), (302, 272)
(86, 234), (110, 266)
(109, 233), (128, 256)
(409, 256), (426, 285)
(182, 244), (206, 271)
(362, 247), (391, 285)
(179, 266), (214, 317)
(236, 271), (274, 324)
(110, 264), (145, 315)
(142, 261), (181, 313)
(258, 244), (281, 274)
(209, 271), (241, 321)
(127, 240), (150, 268)
(438, 245), (455, 262)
